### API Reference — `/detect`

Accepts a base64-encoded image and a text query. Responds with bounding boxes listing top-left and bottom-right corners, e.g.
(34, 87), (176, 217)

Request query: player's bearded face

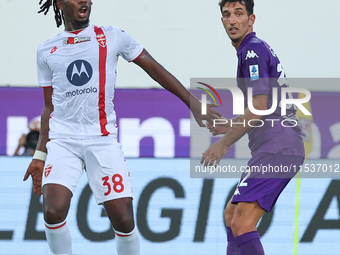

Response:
(221, 2), (254, 43)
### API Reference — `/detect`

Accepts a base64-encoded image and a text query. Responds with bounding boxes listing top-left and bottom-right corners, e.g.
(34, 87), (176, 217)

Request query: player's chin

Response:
(227, 33), (239, 40)
(75, 16), (90, 25)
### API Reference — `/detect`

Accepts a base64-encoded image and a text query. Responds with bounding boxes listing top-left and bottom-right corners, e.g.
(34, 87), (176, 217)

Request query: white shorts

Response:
(42, 136), (132, 204)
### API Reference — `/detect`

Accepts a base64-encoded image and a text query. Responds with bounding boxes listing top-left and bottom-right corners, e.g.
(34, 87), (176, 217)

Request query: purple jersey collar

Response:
(237, 32), (256, 54)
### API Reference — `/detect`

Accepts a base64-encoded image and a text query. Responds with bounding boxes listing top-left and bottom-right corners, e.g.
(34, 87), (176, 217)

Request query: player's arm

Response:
(206, 117), (231, 136)
(36, 86), (53, 153)
(133, 50), (220, 127)
(201, 94), (268, 166)
(23, 87), (53, 195)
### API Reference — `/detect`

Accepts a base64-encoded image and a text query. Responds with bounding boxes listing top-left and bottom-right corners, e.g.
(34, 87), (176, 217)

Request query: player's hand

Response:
(207, 117), (231, 136)
(200, 140), (229, 167)
(191, 100), (221, 127)
(23, 159), (45, 196)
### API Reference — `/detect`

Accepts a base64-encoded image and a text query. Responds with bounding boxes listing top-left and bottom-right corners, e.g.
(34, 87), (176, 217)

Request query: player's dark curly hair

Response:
(219, 0), (254, 15)
(38, 0), (63, 27)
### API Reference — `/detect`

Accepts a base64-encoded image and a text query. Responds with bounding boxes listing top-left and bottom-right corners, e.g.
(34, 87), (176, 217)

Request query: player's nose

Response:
(229, 15), (236, 24)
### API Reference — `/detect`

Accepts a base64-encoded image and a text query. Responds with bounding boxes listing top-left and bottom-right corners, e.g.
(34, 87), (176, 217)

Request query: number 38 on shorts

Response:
(102, 174), (125, 195)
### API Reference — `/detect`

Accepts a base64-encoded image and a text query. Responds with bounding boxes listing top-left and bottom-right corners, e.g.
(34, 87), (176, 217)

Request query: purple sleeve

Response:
(241, 44), (271, 96)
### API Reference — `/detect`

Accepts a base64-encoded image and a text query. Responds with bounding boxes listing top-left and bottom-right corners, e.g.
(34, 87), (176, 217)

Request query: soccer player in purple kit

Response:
(200, 0), (305, 254)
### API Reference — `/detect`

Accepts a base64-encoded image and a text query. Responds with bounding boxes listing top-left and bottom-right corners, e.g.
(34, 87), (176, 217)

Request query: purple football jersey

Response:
(236, 32), (304, 157)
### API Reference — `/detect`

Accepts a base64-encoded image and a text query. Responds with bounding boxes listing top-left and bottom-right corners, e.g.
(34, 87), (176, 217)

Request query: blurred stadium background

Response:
(1, 0), (339, 254)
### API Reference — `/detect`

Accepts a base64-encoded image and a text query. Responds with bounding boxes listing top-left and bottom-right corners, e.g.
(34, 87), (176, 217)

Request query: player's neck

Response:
(232, 30), (253, 51)
(232, 40), (242, 51)
(64, 21), (90, 32)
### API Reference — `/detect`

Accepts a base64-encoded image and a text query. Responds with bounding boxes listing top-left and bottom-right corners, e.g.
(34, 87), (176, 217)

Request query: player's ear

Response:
(249, 14), (255, 26)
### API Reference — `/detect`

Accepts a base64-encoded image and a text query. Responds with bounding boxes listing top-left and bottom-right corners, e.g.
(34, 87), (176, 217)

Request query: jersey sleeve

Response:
(115, 28), (144, 62)
(241, 43), (270, 96)
(36, 43), (53, 88)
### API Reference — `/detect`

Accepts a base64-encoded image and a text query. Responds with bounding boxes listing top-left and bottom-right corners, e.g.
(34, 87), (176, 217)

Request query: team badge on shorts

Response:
(234, 187), (241, 196)
(44, 164), (53, 178)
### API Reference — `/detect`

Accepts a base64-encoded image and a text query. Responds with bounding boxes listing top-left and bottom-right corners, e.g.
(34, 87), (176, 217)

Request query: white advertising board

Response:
(0, 157), (339, 255)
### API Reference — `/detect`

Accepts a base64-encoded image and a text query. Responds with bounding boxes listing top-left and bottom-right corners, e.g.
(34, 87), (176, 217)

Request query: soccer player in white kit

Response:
(23, 1), (220, 255)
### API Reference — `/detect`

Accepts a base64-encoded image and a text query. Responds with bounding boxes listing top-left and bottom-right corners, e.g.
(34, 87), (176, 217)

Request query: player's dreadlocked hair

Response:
(38, 0), (63, 27)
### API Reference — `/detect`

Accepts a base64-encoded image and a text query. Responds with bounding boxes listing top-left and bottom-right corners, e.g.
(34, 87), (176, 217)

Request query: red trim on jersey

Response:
(45, 221), (67, 230)
(94, 26), (109, 136)
(131, 48), (145, 62)
(70, 29), (84, 35)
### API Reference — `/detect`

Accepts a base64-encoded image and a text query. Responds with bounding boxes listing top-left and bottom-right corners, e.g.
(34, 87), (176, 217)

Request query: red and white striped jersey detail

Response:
(94, 26), (109, 136)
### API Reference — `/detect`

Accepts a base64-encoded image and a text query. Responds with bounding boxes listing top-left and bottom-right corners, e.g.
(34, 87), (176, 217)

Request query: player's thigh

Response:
(43, 139), (85, 195)
(84, 136), (133, 205)
(224, 196), (237, 226)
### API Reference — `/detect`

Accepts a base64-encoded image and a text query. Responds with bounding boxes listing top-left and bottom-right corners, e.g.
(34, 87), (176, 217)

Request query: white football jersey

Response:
(37, 24), (144, 138)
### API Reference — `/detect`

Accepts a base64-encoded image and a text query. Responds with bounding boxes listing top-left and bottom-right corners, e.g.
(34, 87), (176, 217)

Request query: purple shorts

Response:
(231, 152), (304, 212)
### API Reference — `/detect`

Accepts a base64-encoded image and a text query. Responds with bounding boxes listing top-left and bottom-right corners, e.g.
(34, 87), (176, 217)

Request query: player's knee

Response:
(230, 217), (243, 236)
(230, 216), (255, 236)
(110, 214), (134, 233)
(44, 205), (68, 224)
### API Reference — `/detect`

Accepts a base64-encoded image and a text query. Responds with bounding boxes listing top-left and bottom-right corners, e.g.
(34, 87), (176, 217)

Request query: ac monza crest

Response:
(96, 33), (107, 48)
(44, 164), (53, 178)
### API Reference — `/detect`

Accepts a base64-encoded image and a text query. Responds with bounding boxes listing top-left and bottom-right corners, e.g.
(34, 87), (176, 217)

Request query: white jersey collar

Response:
(61, 24), (94, 37)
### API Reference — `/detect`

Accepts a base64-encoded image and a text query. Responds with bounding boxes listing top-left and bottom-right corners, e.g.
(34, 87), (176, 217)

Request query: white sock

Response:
(115, 227), (140, 255)
(45, 220), (72, 255)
